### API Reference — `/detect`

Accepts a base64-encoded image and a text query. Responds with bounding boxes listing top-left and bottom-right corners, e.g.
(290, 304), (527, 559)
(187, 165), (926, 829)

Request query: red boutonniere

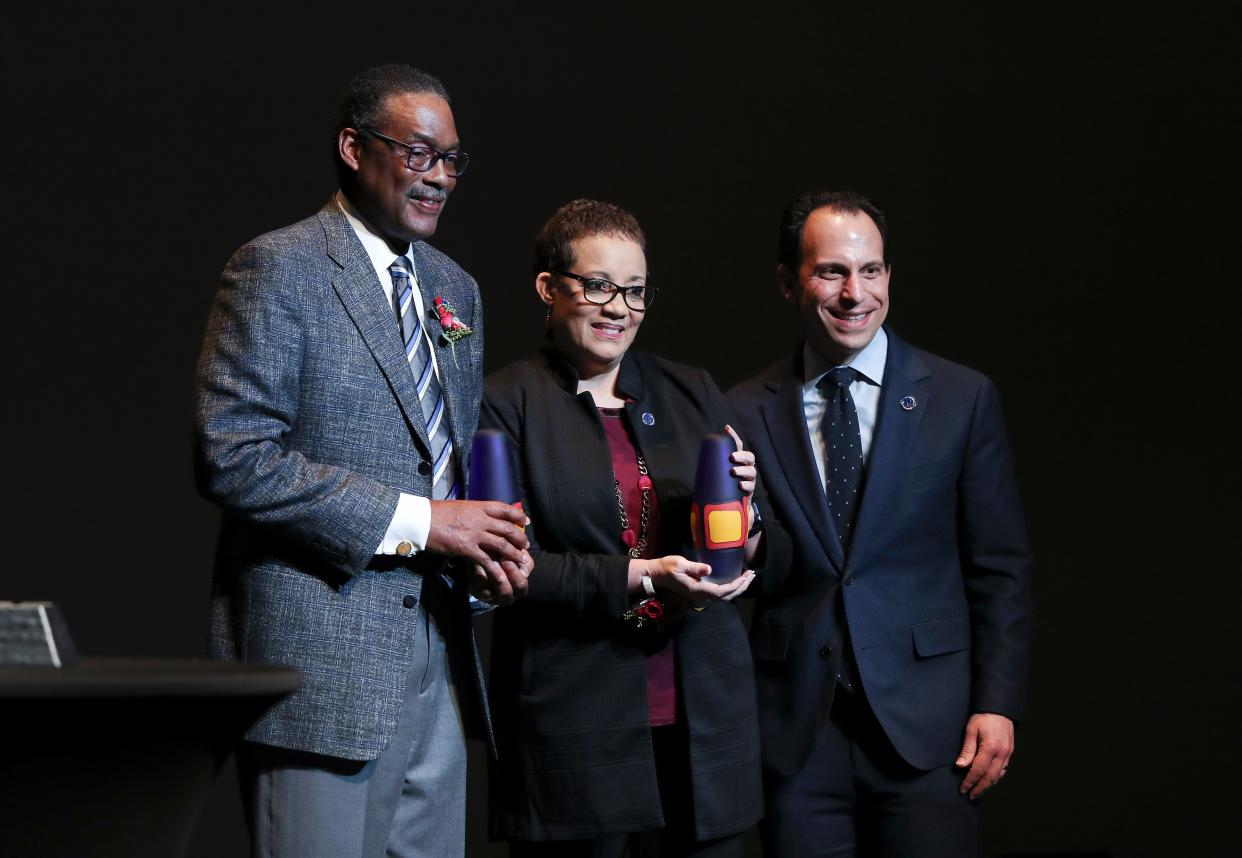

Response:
(431, 297), (474, 366)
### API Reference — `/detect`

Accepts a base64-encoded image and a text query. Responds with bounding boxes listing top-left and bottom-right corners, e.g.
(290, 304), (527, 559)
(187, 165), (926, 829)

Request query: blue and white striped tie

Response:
(390, 257), (458, 501)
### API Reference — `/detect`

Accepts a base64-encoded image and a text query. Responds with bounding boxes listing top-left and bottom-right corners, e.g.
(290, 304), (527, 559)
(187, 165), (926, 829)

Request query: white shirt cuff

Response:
(376, 493), (431, 555)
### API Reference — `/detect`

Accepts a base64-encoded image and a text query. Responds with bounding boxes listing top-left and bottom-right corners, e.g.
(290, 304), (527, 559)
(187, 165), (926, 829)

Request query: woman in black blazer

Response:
(481, 200), (786, 857)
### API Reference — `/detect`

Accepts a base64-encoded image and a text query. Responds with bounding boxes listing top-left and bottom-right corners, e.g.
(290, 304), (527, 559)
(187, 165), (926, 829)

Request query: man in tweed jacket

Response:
(193, 65), (531, 858)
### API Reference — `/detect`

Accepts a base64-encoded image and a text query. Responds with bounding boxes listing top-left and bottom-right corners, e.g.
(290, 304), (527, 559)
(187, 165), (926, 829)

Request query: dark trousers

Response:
(761, 688), (979, 858)
(507, 723), (747, 858)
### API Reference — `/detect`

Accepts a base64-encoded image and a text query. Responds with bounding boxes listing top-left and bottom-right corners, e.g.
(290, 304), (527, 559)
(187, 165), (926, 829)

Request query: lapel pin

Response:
(899, 395), (918, 411)
(642, 412), (655, 426)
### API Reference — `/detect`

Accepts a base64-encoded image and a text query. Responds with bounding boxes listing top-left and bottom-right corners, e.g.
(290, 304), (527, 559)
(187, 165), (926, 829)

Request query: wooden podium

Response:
(0, 658), (300, 858)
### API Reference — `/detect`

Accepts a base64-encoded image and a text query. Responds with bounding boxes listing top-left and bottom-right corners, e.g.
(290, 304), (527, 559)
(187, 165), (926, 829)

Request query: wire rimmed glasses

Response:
(361, 127), (471, 177)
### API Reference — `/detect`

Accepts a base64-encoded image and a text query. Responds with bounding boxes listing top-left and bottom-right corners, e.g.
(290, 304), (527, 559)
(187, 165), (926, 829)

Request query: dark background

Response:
(4, 5), (1232, 857)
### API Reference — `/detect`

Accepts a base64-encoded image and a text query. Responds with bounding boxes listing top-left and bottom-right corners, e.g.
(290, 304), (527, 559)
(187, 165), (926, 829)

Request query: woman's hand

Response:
(725, 424), (765, 565)
(713, 569), (755, 601)
(724, 424), (755, 502)
(630, 556), (755, 603)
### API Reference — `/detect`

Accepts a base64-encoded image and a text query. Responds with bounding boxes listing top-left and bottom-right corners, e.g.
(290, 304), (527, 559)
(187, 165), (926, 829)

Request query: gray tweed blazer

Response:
(193, 198), (487, 760)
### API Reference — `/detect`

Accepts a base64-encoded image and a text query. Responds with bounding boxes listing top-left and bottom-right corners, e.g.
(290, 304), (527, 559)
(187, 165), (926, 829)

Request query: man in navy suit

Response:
(195, 65), (531, 858)
(729, 191), (1032, 857)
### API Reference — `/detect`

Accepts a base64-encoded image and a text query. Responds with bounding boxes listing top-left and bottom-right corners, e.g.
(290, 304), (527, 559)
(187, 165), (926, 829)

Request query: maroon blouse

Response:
(600, 408), (677, 726)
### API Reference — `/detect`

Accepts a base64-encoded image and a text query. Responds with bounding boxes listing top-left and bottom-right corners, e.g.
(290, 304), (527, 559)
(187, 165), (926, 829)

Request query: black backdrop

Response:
(4, 6), (1233, 857)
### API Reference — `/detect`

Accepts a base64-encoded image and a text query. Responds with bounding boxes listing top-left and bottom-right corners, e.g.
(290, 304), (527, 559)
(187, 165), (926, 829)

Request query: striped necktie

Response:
(390, 256), (458, 501)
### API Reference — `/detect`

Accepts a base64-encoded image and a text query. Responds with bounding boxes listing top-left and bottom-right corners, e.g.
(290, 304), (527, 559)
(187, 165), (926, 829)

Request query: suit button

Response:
(844, 575), (856, 585)
(418, 462), (432, 476)
(819, 644), (833, 660)
(402, 595), (418, 609)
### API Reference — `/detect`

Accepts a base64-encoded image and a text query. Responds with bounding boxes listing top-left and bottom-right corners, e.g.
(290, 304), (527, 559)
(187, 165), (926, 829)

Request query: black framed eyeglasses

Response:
(361, 127), (471, 177)
(556, 271), (656, 312)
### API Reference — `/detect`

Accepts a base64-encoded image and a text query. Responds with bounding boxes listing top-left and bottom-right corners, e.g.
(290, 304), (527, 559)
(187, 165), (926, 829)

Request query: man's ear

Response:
(338, 128), (363, 172)
(777, 263), (799, 304)
(534, 272), (556, 305)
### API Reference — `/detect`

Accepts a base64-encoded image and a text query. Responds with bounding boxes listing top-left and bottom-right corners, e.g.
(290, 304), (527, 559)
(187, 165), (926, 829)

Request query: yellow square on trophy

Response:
(706, 508), (743, 545)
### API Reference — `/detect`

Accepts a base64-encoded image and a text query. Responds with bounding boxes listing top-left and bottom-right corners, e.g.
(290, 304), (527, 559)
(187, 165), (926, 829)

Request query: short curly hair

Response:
(533, 199), (646, 276)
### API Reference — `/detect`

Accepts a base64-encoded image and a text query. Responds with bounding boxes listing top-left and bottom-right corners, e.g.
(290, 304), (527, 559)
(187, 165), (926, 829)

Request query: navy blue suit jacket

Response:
(728, 329), (1032, 778)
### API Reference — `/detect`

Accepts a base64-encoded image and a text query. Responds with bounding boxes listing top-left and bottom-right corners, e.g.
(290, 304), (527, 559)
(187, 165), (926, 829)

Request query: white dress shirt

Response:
(335, 192), (439, 556)
(802, 328), (889, 494)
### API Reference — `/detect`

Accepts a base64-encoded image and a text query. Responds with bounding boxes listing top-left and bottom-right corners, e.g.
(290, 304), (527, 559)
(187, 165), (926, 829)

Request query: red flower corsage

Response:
(431, 297), (474, 366)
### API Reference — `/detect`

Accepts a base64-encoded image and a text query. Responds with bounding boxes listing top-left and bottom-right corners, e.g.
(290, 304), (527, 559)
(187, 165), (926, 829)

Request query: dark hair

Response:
(776, 190), (890, 270)
(333, 64), (451, 186)
(533, 199), (646, 275)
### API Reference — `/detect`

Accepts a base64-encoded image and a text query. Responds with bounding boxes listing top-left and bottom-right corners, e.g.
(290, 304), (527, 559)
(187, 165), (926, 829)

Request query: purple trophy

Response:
(691, 433), (747, 583)
(468, 428), (523, 510)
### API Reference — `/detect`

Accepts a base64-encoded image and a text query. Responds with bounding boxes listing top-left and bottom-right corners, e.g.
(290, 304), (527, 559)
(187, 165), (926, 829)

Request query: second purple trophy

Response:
(690, 433), (748, 583)
(468, 428), (523, 512)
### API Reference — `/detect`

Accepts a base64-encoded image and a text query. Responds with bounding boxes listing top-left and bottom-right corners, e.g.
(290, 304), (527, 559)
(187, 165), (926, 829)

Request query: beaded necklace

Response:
(616, 449), (653, 558)
(616, 447), (664, 627)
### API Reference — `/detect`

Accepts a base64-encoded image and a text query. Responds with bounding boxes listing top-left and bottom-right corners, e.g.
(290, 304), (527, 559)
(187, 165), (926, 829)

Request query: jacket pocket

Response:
(911, 615), (970, 658)
(752, 623), (791, 662)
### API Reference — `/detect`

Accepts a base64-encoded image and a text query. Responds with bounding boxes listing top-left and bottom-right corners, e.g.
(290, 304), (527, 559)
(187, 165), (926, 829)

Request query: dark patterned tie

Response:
(819, 366), (864, 549)
(820, 367), (865, 693)
(391, 257), (457, 501)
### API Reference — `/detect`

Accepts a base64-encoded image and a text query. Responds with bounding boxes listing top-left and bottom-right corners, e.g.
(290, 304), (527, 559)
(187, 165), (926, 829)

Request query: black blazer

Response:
(728, 329), (1033, 779)
(480, 347), (770, 841)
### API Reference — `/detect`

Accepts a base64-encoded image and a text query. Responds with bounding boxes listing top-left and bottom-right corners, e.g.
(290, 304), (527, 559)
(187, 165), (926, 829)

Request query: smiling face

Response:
(538, 233), (648, 380)
(780, 207), (890, 365)
(338, 91), (458, 253)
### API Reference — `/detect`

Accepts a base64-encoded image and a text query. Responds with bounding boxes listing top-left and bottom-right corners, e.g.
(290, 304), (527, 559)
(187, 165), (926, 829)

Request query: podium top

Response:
(0, 657), (301, 699)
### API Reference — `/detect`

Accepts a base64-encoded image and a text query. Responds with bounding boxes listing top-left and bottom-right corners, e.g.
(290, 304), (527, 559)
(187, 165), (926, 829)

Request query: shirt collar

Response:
(335, 191), (414, 275)
(802, 327), (889, 389)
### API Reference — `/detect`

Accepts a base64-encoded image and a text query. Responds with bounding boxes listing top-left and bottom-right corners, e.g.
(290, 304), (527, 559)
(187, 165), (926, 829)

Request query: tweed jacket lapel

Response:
(848, 330), (931, 562)
(318, 202), (434, 460)
(410, 241), (473, 461)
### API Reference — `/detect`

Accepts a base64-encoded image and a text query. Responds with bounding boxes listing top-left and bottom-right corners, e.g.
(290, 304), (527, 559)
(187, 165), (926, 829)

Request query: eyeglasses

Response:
(556, 271), (656, 312)
(361, 127), (471, 177)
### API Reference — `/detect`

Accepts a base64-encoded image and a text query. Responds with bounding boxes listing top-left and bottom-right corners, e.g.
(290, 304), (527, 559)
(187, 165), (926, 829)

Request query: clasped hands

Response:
(427, 500), (532, 605)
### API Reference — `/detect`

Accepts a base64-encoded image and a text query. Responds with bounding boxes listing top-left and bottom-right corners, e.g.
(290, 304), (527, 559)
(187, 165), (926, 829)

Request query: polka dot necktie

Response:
(390, 257), (458, 501)
(819, 366), (864, 549)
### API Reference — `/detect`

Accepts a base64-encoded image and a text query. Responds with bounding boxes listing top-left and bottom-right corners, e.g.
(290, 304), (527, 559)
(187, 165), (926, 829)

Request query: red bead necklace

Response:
(616, 449), (653, 557)
(617, 449), (664, 627)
